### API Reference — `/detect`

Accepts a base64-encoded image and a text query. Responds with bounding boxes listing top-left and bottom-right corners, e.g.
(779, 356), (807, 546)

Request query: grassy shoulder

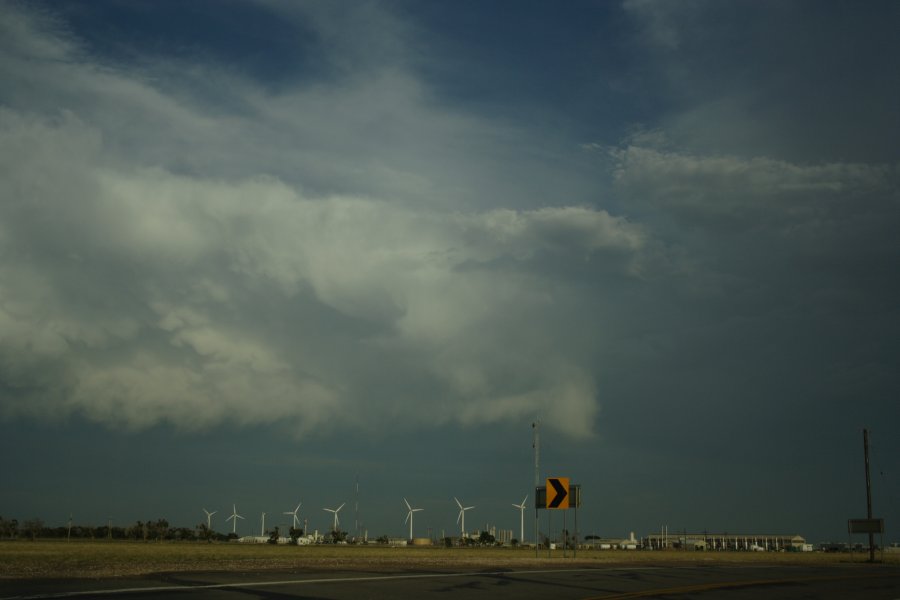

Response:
(1, 540), (896, 580)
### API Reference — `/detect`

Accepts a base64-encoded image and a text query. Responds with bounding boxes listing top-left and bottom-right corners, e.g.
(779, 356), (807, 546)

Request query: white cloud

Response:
(0, 98), (636, 438)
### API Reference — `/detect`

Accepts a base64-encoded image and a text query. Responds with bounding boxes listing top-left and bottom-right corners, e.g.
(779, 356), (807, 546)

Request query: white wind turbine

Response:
(284, 502), (302, 529)
(202, 508), (217, 531)
(403, 498), (423, 540)
(323, 503), (345, 531)
(512, 495), (527, 543)
(454, 497), (474, 539)
(226, 504), (244, 534)
(260, 512), (267, 537)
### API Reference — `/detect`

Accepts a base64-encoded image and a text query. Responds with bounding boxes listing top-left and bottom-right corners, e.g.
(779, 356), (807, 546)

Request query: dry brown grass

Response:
(1, 540), (896, 580)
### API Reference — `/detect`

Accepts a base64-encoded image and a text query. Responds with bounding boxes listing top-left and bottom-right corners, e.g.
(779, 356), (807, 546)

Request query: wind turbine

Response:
(260, 512), (266, 537)
(323, 503), (345, 531)
(454, 497), (474, 539)
(284, 502), (302, 529)
(202, 508), (217, 530)
(226, 504), (244, 534)
(403, 498), (423, 540)
(512, 495), (527, 543)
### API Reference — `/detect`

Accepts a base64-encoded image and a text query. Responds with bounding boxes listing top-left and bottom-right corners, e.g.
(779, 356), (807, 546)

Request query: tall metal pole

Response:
(863, 428), (875, 562)
(533, 419), (540, 559)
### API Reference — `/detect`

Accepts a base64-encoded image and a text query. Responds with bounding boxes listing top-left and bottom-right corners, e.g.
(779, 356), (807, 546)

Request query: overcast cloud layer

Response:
(1, 1), (898, 541)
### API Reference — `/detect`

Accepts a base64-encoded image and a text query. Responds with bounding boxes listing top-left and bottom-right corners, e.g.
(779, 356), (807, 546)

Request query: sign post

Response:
(535, 479), (581, 558)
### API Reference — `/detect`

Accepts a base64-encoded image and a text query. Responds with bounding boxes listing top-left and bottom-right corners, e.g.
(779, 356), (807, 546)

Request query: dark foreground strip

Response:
(2, 567), (651, 599)
(585, 571), (900, 599)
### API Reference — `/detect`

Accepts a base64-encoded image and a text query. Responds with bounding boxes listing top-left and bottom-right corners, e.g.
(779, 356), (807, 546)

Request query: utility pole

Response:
(863, 428), (875, 562)
(533, 419), (540, 559)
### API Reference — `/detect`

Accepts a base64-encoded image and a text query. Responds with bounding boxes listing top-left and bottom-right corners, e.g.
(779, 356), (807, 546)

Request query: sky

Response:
(1, 0), (898, 544)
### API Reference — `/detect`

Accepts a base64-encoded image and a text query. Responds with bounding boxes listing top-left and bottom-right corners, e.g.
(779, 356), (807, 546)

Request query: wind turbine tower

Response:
(454, 497), (474, 539)
(261, 512), (266, 537)
(403, 498), (423, 540)
(202, 508), (217, 530)
(512, 495), (527, 543)
(323, 503), (345, 532)
(226, 504), (244, 535)
(284, 502), (302, 529)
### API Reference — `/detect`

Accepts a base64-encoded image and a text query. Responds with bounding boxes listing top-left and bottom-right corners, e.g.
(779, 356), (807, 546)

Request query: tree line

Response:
(0, 516), (238, 542)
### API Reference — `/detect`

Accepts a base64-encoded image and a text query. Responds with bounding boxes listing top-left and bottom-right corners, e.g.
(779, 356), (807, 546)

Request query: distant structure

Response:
(283, 502), (302, 529)
(642, 532), (807, 551)
(512, 495), (527, 542)
(323, 503), (345, 531)
(454, 497), (474, 538)
(403, 498), (423, 540)
(226, 505), (244, 534)
(202, 508), (216, 530)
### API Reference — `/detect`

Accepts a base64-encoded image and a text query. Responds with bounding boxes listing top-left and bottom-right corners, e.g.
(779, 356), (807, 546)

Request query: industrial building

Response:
(643, 532), (808, 551)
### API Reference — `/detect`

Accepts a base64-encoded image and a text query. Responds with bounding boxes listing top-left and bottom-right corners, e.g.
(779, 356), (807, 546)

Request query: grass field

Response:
(1, 540), (897, 580)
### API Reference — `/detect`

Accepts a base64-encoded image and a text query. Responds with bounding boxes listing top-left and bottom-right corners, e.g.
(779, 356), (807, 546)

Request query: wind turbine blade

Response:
(522, 495), (528, 505)
(295, 502), (302, 512)
(337, 503), (345, 512)
(454, 497), (463, 509)
(404, 498), (411, 511)
(456, 511), (462, 524)
(405, 512), (411, 524)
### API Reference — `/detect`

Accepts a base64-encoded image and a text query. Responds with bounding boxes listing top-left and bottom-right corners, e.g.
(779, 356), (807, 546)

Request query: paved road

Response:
(4, 564), (900, 599)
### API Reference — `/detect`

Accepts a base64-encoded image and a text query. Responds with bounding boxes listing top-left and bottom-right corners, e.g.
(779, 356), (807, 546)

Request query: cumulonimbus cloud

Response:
(0, 102), (645, 438)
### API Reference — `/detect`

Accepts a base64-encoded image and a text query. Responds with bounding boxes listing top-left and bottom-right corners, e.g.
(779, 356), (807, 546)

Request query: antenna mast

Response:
(533, 418), (540, 557)
(863, 428), (875, 562)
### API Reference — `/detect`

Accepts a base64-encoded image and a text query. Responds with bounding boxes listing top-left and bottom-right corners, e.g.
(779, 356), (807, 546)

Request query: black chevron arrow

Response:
(548, 478), (568, 508)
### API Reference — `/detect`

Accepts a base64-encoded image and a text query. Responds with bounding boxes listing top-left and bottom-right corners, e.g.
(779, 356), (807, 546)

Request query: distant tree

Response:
(158, 519), (170, 541)
(443, 537), (453, 548)
(289, 527), (303, 544)
(330, 529), (347, 544)
(198, 522), (214, 543)
(376, 535), (389, 545)
(268, 526), (280, 544)
(478, 531), (495, 546)
(511, 538), (519, 547)
(23, 518), (44, 541)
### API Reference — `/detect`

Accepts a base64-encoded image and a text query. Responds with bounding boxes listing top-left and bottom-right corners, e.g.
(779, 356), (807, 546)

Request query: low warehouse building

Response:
(644, 533), (806, 551)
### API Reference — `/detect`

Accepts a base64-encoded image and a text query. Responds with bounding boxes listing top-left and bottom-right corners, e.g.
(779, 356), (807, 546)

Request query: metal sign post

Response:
(537, 480), (582, 558)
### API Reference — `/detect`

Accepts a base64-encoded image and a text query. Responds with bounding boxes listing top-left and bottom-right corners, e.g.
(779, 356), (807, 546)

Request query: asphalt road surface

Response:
(3, 564), (900, 599)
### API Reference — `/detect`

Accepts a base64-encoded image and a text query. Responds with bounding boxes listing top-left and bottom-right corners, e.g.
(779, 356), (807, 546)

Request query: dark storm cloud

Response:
(0, 1), (898, 541)
(0, 3), (653, 441)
